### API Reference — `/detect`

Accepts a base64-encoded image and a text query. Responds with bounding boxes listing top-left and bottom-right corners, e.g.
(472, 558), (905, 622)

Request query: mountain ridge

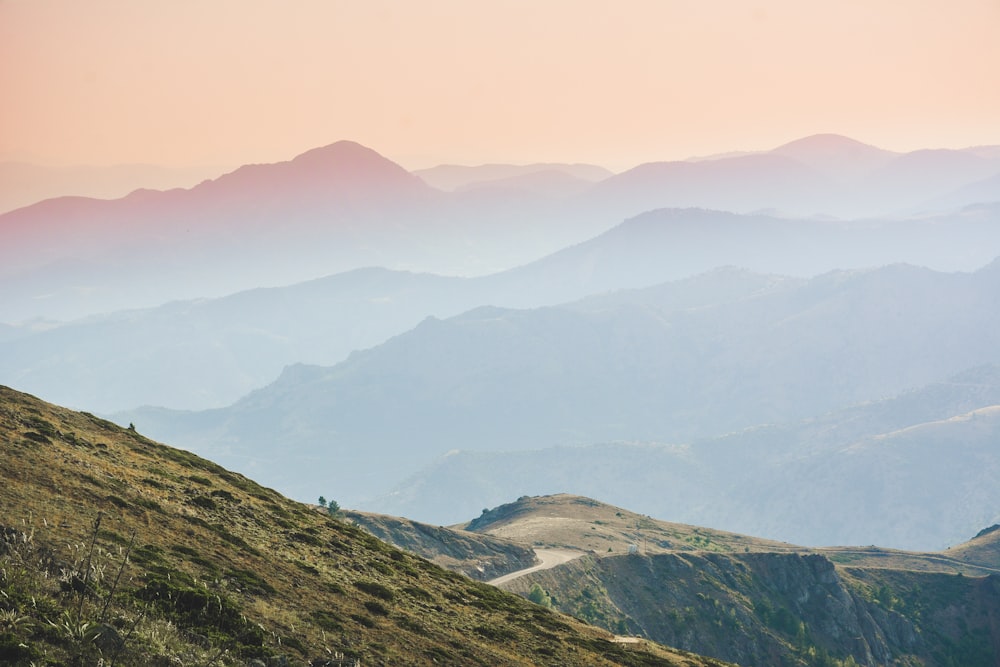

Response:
(370, 363), (1000, 550)
(110, 260), (1000, 549)
(464, 494), (1000, 667)
(4, 135), (1000, 323)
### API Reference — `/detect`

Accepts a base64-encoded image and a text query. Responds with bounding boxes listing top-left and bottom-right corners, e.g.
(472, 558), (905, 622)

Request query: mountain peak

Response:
(770, 133), (897, 176)
(774, 133), (879, 152)
(290, 140), (394, 168)
(282, 139), (418, 186)
(200, 139), (428, 199)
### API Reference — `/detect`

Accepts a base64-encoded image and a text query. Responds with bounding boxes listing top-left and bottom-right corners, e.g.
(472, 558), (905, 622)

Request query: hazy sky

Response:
(3, 0), (999, 171)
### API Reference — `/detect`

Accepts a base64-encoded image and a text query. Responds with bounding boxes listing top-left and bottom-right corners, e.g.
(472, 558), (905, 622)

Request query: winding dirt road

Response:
(488, 548), (583, 586)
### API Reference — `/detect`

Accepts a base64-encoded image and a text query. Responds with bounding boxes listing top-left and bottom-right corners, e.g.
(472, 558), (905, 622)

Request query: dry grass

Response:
(465, 494), (806, 556)
(465, 494), (1000, 577)
(0, 386), (732, 666)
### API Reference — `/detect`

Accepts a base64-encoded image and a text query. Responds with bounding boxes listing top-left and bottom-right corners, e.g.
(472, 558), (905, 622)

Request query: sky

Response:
(2, 0), (1000, 172)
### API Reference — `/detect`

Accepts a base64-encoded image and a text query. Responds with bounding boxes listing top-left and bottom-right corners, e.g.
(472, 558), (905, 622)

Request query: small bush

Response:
(225, 568), (276, 596)
(189, 495), (217, 511)
(310, 610), (343, 631)
(364, 600), (390, 616)
(354, 580), (395, 602)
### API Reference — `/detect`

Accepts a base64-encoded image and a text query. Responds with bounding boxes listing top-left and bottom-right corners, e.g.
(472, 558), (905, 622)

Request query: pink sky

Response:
(2, 0), (999, 171)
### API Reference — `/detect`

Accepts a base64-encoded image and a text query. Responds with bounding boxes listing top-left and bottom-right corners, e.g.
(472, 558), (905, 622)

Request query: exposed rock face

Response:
(730, 553), (920, 665)
(342, 510), (536, 581)
(505, 551), (974, 667)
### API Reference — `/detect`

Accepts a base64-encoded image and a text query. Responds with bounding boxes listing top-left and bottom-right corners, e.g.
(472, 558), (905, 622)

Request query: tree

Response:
(527, 583), (552, 608)
(317, 496), (327, 508)
(326, 499), (341, 518)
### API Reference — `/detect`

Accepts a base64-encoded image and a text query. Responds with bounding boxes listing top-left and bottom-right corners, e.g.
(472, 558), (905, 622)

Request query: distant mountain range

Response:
(8, 202), (1000, 413)
(115, 261), (1000, 549)
(0, 161), (222, 214)
(5, 133), (1000, 556)
(3, 134), (999, 323)
(412, 162), (613, 192)
(375, 365), (1000, 551)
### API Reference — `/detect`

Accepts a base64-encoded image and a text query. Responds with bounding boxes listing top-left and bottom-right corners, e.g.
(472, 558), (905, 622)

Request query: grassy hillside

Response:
(464, 494), (800, 556)
(0, 386), (731, 666)
(945, 524), (1000, 568)
(465, 494), (1000, 575)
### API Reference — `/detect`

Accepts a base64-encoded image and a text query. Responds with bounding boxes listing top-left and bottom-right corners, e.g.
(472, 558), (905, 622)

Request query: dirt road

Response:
(488, 548), (583, 586)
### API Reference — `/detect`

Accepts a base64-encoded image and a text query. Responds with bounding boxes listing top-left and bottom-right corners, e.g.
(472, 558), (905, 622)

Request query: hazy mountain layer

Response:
(375, 365), (1000, 550)
(114, 262), (1000, 550)
(6, 201), (1000, 414)
(3, 135), (998, 323)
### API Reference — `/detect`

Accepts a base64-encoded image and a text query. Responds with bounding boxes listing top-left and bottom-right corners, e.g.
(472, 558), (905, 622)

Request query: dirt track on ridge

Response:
(488, 548), (583, 586)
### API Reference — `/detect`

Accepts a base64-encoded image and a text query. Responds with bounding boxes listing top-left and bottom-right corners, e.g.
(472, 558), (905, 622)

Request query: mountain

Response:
(1, 141), (611, 323)
(0, 161), (221, 215)
(6, 135), (1000, 324)
(8, 194), (996, 415)
(928, 171), (1000, 211)
(0, 142), (458, 322)
(10, 201), (1000, 413)
(948, 524), (1000, 569)
(582, 153), (835, 219)
(0, 268), (484, 412)
(768, 134), (898, 179)
(114, 261), (1000, 545)
(1, 141), (434, 274)
(413, 163), (613, 191)
(0, 385), (724, 666)
(865, 148), (1000, 214)
(469, 494), (1000, 667)
(454, 169), (600, 198)
(578, 136), (1000, 219)
(374, 364), (1000, 550)
(341, 509), (537, 582)
(482, 203), (1000, 305)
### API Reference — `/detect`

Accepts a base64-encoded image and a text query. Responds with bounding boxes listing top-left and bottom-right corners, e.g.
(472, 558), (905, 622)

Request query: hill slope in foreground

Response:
(0, 386), (729, 667)
(468, 495), (1000, 667)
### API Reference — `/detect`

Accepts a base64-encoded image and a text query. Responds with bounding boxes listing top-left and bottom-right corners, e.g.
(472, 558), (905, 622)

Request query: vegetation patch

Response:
(309, 609), (343, 632)
(353, 580), (395, 602)
(189, 495), (218, 511)
(473, 624), (517, 642)
(224, 567), (276, 596)
(135, 575), (268, 658)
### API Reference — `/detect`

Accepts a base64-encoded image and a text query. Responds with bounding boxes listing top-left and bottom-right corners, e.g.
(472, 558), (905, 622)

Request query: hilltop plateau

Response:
(465, 495), (1000, 667)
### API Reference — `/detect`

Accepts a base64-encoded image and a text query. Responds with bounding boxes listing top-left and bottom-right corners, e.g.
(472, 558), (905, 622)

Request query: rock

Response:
(85, 622), (124, 653)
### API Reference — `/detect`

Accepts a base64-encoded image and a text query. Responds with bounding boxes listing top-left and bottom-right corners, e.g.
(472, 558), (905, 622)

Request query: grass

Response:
(0, 385), (731, 666)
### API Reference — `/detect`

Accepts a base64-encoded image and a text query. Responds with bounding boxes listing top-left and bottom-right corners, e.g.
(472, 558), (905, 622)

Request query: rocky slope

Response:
(342, 509), (537, 582)
(473, 495), (1000, 666)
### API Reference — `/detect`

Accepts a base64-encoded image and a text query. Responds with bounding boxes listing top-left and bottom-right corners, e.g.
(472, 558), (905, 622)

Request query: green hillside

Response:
(0, 386), (729, 666)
